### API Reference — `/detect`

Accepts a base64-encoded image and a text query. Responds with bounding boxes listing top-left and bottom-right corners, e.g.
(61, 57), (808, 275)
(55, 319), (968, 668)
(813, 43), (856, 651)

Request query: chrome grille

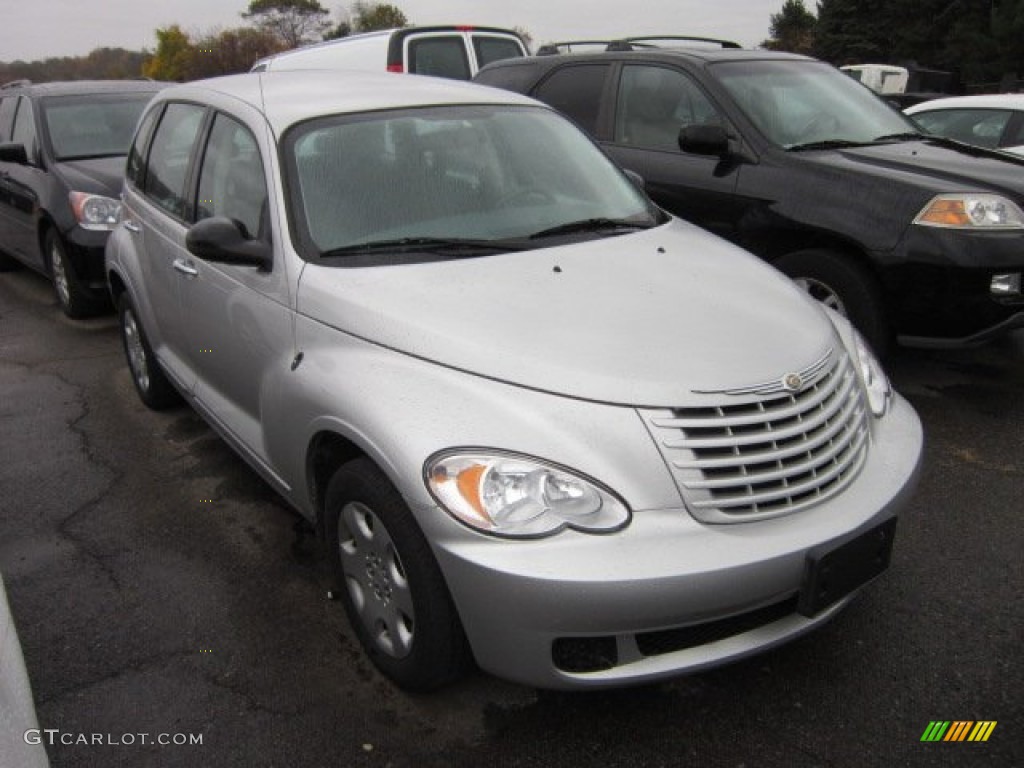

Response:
(642, 349), (869, 523)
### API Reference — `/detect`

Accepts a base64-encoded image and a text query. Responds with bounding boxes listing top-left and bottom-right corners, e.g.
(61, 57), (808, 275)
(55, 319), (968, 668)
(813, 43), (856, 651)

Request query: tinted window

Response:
(11, 97), (37, 158)
(912, 109), (1012, 149)
(1005, 113), (1024, 147)
(408, 36), (471, 80)
(473, 36), (524, 67)
(126, 105), (163, 188)
(0, 96), (17, 141)
(143, 103), (206, 220)
(533, 65), (609, 135)
(615, 65), (723, 150)
(196, 113), (267, 239)
(41, 92), (156, 160)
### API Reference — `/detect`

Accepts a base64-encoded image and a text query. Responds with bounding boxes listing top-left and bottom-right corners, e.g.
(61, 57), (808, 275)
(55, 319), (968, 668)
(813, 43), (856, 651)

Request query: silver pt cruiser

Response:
(105, 71), (923, 690)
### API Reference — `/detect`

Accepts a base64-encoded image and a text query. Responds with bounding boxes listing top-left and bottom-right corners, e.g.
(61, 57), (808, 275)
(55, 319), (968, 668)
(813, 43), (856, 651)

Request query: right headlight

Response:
(851, 330), (891, 417)
(913, 193), (1024, 229)
(424, 450), (631, 539)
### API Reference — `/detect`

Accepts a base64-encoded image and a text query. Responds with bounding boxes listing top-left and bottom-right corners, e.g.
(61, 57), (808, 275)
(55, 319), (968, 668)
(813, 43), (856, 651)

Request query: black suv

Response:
(476, 43), (1024, 353)
(0, 80), (165, 316)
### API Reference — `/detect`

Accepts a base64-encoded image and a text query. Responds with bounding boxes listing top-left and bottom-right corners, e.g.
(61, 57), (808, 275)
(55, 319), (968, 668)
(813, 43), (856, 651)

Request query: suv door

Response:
(0, 96), (45, 268)
(179, 111), (292, 466)
(601, 64), (746, 240)
(123, 101), (208, 392)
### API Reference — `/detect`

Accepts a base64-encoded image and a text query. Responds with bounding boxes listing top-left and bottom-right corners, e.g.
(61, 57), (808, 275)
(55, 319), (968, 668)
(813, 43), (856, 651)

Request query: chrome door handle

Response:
(172, 259), (199, 277)
(123, 221), (141, 233)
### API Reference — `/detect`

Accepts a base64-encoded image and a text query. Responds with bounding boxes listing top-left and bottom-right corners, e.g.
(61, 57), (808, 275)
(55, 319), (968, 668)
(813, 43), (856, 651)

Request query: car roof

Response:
(156, 70), (542, 133)
(905, 93), (1024, 113)
(3, 80), (167, 97)
(483, 46), (816, 75)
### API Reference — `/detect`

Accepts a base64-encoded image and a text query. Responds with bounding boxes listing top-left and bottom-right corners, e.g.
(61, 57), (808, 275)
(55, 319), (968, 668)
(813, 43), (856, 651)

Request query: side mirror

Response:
(186, 216), (272, 270)
(0, 142), (29, 165)
(678, 124), (731, 157)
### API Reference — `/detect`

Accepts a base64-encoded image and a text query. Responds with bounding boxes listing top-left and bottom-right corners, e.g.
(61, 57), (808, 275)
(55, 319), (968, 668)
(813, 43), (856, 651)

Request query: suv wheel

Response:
(117, 293), (180, 409)
(325, 458), (469, 691)
(775, 249), (890, 356)
(46, 230), (98, 318)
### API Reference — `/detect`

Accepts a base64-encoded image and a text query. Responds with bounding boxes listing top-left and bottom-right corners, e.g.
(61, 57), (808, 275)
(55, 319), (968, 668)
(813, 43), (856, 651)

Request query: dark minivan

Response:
(476, 45), (1024, 353)
(0, 80), (164, 316)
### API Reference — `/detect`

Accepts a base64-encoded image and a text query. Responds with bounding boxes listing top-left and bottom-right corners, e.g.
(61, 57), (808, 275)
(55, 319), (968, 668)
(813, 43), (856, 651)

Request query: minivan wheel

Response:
(46, 230), (97, 318)
(117, 293), (180, 410)
(775, 249), (890, 357)
(325, 458), (469, 691)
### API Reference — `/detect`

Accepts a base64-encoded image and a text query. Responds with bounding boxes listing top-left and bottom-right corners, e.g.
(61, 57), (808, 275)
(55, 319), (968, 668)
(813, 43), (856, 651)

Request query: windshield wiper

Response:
(787, 139), (872, 152)
(320, 236), (528, 258)
(528, 217), (652, 240)
(871, 132), (924, 143)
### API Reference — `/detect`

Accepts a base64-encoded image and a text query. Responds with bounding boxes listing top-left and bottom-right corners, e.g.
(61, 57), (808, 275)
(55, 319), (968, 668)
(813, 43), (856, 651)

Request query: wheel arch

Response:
(306, 430), (368, 541)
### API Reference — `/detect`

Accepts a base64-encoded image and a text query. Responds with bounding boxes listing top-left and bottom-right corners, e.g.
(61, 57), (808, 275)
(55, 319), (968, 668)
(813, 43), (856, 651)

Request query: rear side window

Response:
(615, 65), (723, 151)
(0, 96), (17, 141)
(533, 65), (610, 135)
(126, 105), (163, 188)
(408, 36), (471, 80)
(473, 36), (524, 67)
(142, 103), (206, 220)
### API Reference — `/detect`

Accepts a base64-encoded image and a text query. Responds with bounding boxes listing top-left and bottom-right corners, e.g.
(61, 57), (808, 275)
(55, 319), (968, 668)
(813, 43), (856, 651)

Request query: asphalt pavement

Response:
(1, 267), (1021, 768)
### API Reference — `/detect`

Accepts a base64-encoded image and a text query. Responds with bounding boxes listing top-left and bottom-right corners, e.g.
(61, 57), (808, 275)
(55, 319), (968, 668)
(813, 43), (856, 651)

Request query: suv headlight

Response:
(914, 193), (1024, 229)
(852, 330), (891, 417)
(425, 451), (631, 538)
(69, 191), (121, 231)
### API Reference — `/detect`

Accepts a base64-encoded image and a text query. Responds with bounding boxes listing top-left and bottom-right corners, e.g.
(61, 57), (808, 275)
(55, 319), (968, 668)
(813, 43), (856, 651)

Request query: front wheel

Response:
(775, 249), (890, 356)
(46, 230), (100, 318)
(325, 458), (469, 691)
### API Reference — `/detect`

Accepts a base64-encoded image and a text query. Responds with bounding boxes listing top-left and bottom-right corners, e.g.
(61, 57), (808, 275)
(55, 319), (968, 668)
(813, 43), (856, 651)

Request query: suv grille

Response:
(641, 349), (869, 523)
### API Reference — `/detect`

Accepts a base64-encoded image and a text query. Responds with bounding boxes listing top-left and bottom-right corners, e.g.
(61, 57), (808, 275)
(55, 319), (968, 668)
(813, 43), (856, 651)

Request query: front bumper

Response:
(420, 396), (923, 689)
(64, 226), (111, 297)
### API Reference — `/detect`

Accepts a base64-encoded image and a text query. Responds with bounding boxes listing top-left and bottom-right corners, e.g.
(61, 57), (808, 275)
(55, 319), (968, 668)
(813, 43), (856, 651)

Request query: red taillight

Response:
(386, 63), (404, 73)
(456, 25), (474, 31)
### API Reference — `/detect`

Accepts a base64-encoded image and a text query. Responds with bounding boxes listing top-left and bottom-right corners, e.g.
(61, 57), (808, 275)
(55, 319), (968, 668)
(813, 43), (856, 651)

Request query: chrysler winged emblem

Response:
(782, 373), (803, 392)
(693, 349), (833, 396)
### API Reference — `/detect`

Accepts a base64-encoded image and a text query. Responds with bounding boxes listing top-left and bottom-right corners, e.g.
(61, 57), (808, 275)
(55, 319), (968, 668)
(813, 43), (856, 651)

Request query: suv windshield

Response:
(712, 60), (918, 149)
(42, 92), (157, 161)
(285, 104), (661, 258)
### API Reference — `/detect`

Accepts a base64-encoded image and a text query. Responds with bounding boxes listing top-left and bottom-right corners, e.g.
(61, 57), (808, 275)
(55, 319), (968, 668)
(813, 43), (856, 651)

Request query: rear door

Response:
(404, 30), (526, 79)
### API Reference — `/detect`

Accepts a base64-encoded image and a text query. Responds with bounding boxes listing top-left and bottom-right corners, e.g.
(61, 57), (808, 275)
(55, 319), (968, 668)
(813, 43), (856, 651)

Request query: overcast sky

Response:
(0, 0), (778, 62)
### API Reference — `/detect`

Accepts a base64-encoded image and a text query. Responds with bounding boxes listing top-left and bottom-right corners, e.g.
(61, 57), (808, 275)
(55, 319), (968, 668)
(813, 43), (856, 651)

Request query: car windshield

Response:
(42, 92), (157, 161)
(712, 60), (918, 149)
(284, 104), (662, 258)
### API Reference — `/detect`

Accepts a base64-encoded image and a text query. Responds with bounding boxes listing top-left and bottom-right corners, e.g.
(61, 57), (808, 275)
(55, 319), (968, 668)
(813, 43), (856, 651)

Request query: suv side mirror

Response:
(678, 124), (730, 157)
(0, 142), (29, 165)
(186, 216), (272, 270)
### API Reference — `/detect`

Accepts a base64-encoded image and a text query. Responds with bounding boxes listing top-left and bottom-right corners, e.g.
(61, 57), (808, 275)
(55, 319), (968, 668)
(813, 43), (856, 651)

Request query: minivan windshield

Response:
(285, 105), (662, 259)
(42, 92), (157, 161)
(713, 60), (919, 150)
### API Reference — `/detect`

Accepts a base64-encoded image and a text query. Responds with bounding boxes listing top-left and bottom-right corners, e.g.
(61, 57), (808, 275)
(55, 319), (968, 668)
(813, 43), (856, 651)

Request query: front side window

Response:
(713, 60), (915, 149)
(407, 36), (471, 80)
(614, 65), (723, 150)
(11, 97), (37, 159)
(910, 109), (1012, 149)
(284, 105), (662, 259)
(196, 113), (267, 239)
(0, 96), (18, 142)
(142, 103), (206, 220)
(533, 65), (610, 135)
(41, 92), (157, 161)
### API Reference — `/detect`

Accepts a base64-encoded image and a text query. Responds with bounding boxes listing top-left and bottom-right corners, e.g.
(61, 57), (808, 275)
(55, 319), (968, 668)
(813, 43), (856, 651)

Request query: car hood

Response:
(53, 156), (125, 196)
(808, 139), (1024, 198)
(297, 220), (836, 406)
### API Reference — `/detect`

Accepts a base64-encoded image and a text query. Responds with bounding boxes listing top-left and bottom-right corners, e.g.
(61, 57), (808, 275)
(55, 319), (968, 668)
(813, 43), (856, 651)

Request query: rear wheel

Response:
(325, 458), (469, 691)
(775, 248), (890, 356)
(117, 293), (180, 410)
(46, 230), (100, 318)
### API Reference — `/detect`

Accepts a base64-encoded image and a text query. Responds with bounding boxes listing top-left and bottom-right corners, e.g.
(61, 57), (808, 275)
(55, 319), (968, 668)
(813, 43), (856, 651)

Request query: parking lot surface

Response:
(1, 268), (1021, 767)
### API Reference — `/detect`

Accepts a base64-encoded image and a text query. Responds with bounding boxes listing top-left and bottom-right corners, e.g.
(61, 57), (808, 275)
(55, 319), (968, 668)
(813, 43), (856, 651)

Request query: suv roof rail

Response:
(1, 79), (32, 89)
(536, 35), (741, 56)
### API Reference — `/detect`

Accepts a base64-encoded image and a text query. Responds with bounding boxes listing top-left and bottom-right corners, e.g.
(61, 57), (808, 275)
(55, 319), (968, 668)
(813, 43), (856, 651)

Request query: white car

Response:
(905, 94), (1024, 156)
(0, 576), (49, 768)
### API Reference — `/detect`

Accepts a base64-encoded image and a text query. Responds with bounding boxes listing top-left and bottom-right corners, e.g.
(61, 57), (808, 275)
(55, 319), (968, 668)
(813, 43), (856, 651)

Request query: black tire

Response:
(325, 458), (469, 691)
(774, 249), (891, 356)
(117, 293), (180, 410)
(45, 229), (101, 318)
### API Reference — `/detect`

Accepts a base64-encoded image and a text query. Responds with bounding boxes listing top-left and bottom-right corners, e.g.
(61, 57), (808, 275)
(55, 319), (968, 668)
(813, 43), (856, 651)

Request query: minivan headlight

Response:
(852, 331), (891, 417)
(69, 191), (121, 231)
(914, 194), (1024, 229)
(425, 451), (631, 538)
